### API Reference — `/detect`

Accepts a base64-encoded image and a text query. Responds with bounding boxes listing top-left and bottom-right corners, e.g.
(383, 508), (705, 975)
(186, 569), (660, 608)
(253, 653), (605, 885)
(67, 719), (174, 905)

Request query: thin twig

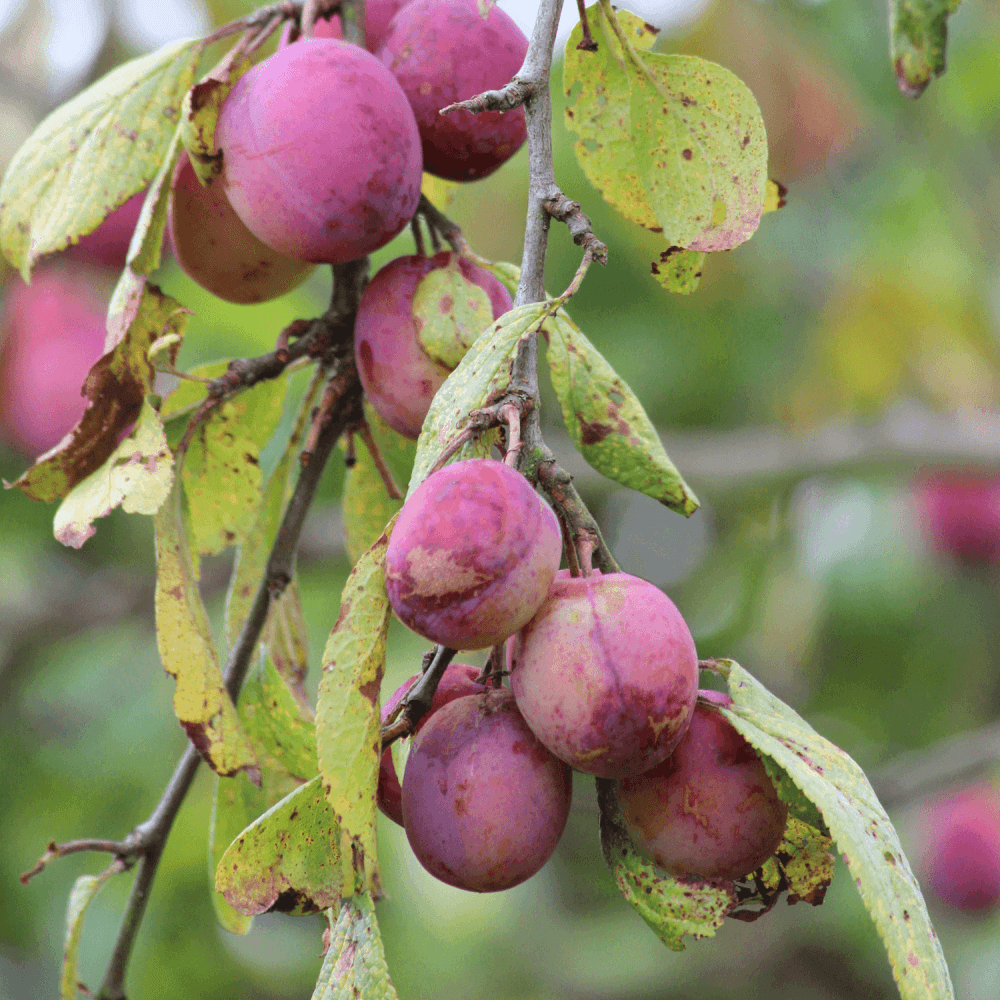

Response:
(417, 194), (464, 253)
(355, 419), (404, 498)
(439, 80), (535, 115)
(380, 646), (458, 749)
(21, 839), (131, 886)
(544, 193), (608, 264)
(575, 0), (598, 50)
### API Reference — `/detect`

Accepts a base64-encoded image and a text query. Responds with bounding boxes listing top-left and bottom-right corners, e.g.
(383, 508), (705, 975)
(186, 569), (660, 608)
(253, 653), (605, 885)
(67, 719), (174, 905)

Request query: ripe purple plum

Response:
(915, 472), (1000, 564)
(215, 39), (421, 264)
(920, 783), (1000, 913)
(379, 0), (528, 181)
(402, 688), (572, 891)
(385, 459), (562, 650)
(0, 265), (108, 457)
(510, 570), (699, 778)
(354, 251), (512, 439)
(64, 191), (144, 269)
(169, 152), (315, 304)
(618, 691), (789, 880)
(377, 662), (486, 825)
(308, 0), (407, 51)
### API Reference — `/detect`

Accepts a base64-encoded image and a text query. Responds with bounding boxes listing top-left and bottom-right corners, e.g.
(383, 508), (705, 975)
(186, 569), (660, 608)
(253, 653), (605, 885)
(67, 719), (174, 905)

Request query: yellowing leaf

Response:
(61, 866), (120, 1000)
(54, 396), (173, 548)
(217, 776), (343, 916)
(316, 529), (394, 897)
(596, 779), (737, 951)
(311, 894), (400, 1000)
(0, 38), (206, 277)
(714, 659), (954, 1000)
(564, 6), (661, 230)
(650, 247), (705, 295)
(9, 280), (188, 503)
(342, 440), (403, 566)
(154, 479), (259, 779)
(890, 0), (961, 97)
(762, 178), (788, 216)
(210, 773), (267, 934)
(181, 56), (251, 184)
(420, 172), (457, 210)
(546, 310), (699, 515)
(628, 51), (768, 251)
(413, 260), (495, 369)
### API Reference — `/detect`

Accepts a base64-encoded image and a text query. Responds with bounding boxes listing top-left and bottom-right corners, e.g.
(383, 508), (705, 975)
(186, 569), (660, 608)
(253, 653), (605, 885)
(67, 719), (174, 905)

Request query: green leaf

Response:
(154, 478), (259, 779)
(312, 894), (399, 1000)
(890, 0), (960, 97)
(650, 247), (705, 295)
(628, 51), (768, 251)
(564, 6), (661, 230)
(413, 258), (495, 369)
(61, 865), (120, 999)
(545, 310), (699, 515)
(596, 778), (737, 951)
(53, 396), (173, 548)
(0, 38), (205, 277)
(758, 816), (836, 906)
(210, 773), (267, 934)
(713, 659), (954, 1000)
(7, 280), (189, 502)
(161, 360), (230, 421)
(474, 259), (521, 295)
(127, 127), (185, 277)
(316, 529), (394, 896)
(264, 583), (311, 692)
(407, 301), (550, 496)
(216, 775), (343, 916)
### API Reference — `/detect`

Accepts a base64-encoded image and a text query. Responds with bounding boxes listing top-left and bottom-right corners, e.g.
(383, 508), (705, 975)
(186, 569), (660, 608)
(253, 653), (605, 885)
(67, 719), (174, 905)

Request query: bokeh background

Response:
(2, 0), (1000, 997)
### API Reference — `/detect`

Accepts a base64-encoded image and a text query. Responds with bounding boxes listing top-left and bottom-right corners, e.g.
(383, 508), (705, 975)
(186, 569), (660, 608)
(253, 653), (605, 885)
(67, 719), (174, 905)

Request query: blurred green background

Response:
(2, 0), (1000, 997)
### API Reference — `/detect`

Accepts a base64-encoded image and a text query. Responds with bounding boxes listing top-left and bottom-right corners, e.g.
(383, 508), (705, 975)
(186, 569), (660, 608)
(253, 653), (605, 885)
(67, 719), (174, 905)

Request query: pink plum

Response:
(64, 191), (144, 269)
(215, 39), (421, 264)
(402, 688), (572, 891)
(354, 251), (512, 439)
(618, 692), (789, 880)
(385, 459), (562, 650)
(915, 471), (1000, 564)
(510, 570), (699, 778)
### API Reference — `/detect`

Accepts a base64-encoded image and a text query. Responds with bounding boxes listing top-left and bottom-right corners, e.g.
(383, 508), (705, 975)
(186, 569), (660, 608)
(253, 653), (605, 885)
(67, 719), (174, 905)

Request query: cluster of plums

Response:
(378, 458), (789, 892)
(168, 0), (529, 305)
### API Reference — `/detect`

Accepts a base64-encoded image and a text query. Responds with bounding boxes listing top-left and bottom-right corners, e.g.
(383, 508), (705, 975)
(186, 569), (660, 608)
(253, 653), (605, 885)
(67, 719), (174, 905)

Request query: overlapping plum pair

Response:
(380, 458), (788, 892)
(169, 0), (528, 304)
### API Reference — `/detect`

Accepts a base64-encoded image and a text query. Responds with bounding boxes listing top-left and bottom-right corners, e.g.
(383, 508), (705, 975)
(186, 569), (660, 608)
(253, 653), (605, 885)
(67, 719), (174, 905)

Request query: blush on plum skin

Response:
(401, 689), (572, 892)
(168, 151), (315, 304)
(354, 251), (512, 439)
(920, 783), (1000, 913)
(510, 570), (699, 779)
(379, 0), (528, 181)
(377, 662), (486, 826)
(215, 39), (422, 265)
(617, 692), (789, 880)
(386, 459), (562, 650)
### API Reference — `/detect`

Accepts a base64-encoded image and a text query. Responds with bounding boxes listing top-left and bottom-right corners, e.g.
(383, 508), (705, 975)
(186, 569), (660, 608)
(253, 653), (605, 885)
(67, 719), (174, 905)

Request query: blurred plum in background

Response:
(915, 471), (1000, 564)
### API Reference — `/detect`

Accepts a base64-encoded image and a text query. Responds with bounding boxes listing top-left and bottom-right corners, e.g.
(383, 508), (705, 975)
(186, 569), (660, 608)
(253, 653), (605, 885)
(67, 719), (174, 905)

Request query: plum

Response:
(168, 151), (315, 304)
(215, 39), (421, 264)
(64, 191), (144, 269)
(402, 688), (572, 891)
(385, 458), (562, 650)
(510, 570), (699, 778)
(920, 783), (1000, 913)
(309, 0), (407, 51)
(915, 472), (1000, 564)
(617, 691), (789, 880)
(0, 265), (108, 457)
(377, 662), (486, 825)
(354, 251), (512, 438)
(379, 0), (528, 181)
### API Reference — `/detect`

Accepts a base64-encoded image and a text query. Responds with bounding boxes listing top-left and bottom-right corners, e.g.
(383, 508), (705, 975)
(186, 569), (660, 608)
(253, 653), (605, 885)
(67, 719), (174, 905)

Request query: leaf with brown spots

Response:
(311, 893), (399, 1000)
(316, 527), (395, 897)
(546, 310), (699, 515)
(597, 778), (738, 951)
(712, 659), (954, 1000)
(181, 55), (251, 185)
(0, 38), (206, 278)
(889, 0), (960, 98)
(650, 246), (705, 295)
(628, 51), (768, 251)
(154, 476), (259, 780)
(757, 816), (835, 906)
(216, 775), (343, 916)
(8, 280), (189, 503)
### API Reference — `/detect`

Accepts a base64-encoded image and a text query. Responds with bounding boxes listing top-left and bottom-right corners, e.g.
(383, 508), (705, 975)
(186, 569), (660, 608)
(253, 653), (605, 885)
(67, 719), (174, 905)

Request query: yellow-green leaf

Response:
(60, 866), (119, 1000)
(0, 38), (205, 277)
(596, 778), (737, 951)
(154, 479), (259, 779)
(8, 280), (188, 502)
(312, 894), (400, 1000)
(713, 659), (954, 1000)
(53, 396), (173, 548)
(546, 310), (699, 515)
(127, 127), (185, 277)
(217, 775), (343, 916)
(650, 247), (705, 295)
(890, 0), (961, 97)
(628, 51), (768, 251)
(564, 6), (661, 230)
(316, 529), (394, 897)
(413, 258), (496, 369)
(180, 56), (251, 184)
(342, 438), (404, 566)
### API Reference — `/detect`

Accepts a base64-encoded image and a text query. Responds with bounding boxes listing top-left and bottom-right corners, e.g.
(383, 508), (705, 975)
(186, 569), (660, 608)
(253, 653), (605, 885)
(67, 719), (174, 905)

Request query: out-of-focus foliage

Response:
(2, 0), (1000, 998)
